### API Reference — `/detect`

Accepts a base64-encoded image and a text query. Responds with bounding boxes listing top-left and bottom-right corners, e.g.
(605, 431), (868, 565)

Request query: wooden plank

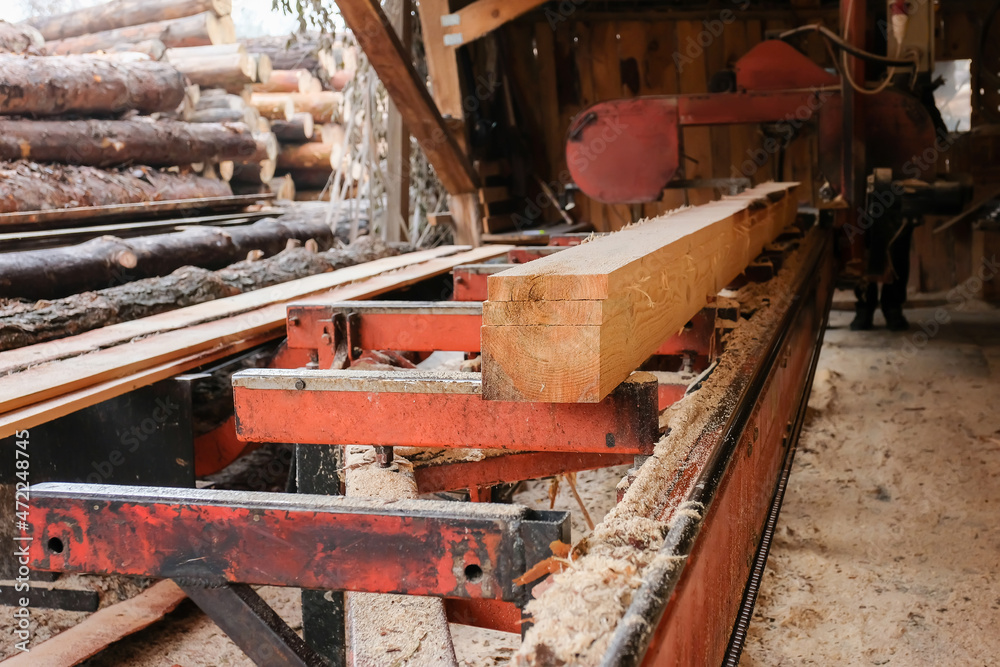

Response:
(2, 580), (187, 667)
(442, 0), (547, 48)
(0, 247), (464, 376)
(344, 446), (458, 666)
(385, 0), (412, 243)
(481, 183), (797, 402)
(0, 246), (513, 438)
(335, 0), (477, 193)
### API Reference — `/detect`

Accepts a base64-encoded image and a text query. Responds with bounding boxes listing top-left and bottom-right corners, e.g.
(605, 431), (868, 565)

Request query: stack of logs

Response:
(5, 0), (359, 210)
(233, 34), (358, 202)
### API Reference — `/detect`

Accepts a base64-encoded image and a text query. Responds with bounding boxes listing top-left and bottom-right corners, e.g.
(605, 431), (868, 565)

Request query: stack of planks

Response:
(481, 182), (799, 402)
(0, 244), (513, 439)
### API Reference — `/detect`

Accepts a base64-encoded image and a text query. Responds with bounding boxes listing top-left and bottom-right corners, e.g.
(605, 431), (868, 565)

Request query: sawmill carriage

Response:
(1, 0), (998, 664)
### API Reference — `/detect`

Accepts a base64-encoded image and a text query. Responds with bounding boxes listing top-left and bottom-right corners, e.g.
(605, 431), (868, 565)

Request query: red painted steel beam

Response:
(453, 264), (512, 302)
(233, 370), (660, 454)
(413, 451), (634, 494)
(28, 483), (567, 602)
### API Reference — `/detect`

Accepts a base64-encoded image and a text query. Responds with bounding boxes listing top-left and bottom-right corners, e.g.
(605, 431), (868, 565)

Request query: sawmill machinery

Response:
(16, 4), (977, 667)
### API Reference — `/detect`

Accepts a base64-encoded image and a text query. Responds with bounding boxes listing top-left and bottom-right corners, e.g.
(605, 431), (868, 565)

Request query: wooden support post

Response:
(343, 446), (459, 666)
(385, 0), (411, 243)
(448, 192), (482, 247)
(416, 0), (464, 120)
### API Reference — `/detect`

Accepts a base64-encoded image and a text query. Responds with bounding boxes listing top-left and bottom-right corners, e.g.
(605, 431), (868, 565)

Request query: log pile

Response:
(0, 0), (284, 214)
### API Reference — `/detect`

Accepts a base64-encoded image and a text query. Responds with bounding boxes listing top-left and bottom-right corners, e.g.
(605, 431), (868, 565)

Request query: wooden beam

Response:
(416, 0), (465, 120)
(385, 0), (411, 243)
(441, 0), (548, 48)
(0, 246), (513, 437)
(333, 0), (477, 194)
(2, 580), (187, 667)
(481, 183), (798, 403)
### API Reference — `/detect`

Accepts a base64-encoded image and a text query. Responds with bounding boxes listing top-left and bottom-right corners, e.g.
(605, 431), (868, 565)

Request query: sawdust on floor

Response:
(740, 305), (1000, 666)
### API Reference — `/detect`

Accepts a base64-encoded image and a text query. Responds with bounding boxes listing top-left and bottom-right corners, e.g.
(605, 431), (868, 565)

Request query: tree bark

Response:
(0, 216), (349, 300)
(0, 162), (232, 214)
(43, 12), (226, 55)
(243, 35), (332, 79)
(0, 21), (43, 54)
(0, 118), (258, 167)
(270, 113), (314, 142)
(281, 168), (334, 190)
(0, 54), (186, 116)
(0, 236), (399, 351)
(231, 159), (275, 183)
(189, 107), (256, 125)
(27, 0), (231, 42)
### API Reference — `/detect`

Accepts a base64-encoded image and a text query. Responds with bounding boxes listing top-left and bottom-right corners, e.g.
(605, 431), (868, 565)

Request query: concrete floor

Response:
(741, 304), (1000, 666)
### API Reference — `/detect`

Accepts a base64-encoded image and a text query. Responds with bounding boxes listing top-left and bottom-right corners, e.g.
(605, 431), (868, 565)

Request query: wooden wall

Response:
(500, 13), (838, 232)
(485, 2), (1000, 298)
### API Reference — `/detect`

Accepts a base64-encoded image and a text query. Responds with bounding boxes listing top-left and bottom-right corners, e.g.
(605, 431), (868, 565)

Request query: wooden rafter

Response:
(333, 0), (478, 194)
(441, 0), (548, 48)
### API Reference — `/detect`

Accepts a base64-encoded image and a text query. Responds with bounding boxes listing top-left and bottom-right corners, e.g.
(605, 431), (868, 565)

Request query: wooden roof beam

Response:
(333, 0), (479, 195)
(441, 0), (549, 48)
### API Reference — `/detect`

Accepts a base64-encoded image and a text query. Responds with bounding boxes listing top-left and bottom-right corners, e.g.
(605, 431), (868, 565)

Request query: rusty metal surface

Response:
(233, 369), (660, 454)
(598, 230), (835, 666)
(413, 451), (635, 494)
(28, 483), (568, 602)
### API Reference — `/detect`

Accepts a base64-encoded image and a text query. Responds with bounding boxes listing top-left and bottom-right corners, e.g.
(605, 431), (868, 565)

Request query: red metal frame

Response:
(413, 451), (634, 495)
(233, 370), (659, 454)
(28, 483), (566, 602)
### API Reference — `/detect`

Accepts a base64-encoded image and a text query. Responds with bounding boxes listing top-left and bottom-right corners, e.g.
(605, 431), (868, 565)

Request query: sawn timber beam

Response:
(481, 182), (799, 403)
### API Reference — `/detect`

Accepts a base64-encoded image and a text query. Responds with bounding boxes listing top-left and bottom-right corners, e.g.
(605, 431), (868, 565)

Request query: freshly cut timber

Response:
(253, 91), (341, 123)
(270, 113), (314, 142)
(0, 162), (232, 214)
(0, 21), (44, 53)
(44, 11), (228, 55)
(0, 118), (257, 167)
(0, 237), (397, 350)
(276, 142), (336, 170)
(103, 39), (167, 59)
(27, 0), (231, 42)
(167, 51), (256, 93)
(0, 217), (348, 301)
(481, 182), (799, 402)
(253, 69), (316, 93)
(0, 54), (186, 116)
(249, 93), (295, 120)
(189, 107), (257, 125)
(231, 159), (275, 184)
